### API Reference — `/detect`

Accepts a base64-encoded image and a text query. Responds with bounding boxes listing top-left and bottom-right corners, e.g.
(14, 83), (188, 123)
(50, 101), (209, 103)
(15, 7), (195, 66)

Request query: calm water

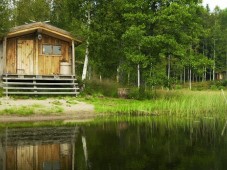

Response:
(1, 118), (227, 170)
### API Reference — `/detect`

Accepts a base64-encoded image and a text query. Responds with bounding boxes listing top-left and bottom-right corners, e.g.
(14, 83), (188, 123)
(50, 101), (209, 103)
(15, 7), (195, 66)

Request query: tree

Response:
(0, 0), (10, 37)
(13, 0), (51, 25)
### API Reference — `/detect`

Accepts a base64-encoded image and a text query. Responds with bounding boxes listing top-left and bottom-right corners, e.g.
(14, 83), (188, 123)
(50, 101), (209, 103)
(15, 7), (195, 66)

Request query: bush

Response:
(82, 78), (119, 97)
(128, 87), (156, 100)
(210, 85), (218, 90)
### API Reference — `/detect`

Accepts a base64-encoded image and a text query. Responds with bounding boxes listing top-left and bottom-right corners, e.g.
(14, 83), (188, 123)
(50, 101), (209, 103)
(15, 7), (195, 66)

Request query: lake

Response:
(0, 117), (227, 170)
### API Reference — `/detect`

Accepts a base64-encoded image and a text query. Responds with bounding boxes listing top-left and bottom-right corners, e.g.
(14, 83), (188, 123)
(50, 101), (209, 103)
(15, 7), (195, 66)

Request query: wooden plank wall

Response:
(38, 144), (60, 169)
(5, 34), (73, 76)
(6, 38), (17, 74)
(16, 145), (34, 170)
(6, 144), (72, 170)
(0, 43), (3, 76)
(38, 34), (72, 75)
(6, 147), (16, 170)
(17, 39), (34, 74)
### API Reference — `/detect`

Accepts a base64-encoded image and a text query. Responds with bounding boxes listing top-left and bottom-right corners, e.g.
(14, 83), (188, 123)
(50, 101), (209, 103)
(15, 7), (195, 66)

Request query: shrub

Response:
(210, 85), (218, 90)
(82, 78), (119, 97)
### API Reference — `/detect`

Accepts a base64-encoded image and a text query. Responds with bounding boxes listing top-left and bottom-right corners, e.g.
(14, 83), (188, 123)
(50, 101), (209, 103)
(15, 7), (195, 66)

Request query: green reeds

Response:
(84, 90), (227, 119)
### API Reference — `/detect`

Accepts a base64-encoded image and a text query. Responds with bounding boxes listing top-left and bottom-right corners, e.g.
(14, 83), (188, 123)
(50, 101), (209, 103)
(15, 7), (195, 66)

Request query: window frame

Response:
(42, 44), (62, 56)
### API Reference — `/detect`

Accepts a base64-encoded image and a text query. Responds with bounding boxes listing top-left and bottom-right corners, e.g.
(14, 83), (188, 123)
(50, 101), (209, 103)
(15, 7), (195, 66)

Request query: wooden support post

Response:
(35, 38), (39, 75)
(72, 40), (75, 76)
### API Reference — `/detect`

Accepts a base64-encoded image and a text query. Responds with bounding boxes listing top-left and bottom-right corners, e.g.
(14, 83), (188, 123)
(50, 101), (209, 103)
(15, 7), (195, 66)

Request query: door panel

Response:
(17, 40), (34, 74)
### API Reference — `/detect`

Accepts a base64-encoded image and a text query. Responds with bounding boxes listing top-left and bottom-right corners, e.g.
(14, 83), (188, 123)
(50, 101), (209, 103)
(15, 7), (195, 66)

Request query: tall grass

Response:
(82, 90), (227, 119)
(82, 78), (119, 97)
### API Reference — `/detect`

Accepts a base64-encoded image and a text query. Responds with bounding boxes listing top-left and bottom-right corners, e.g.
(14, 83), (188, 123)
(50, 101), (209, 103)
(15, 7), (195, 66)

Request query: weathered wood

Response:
(38, 35), (70, 75)
(3, 37), (7, 74)
(72, 40), (75, 75)
(3, 87), (79, 90)
(6, 38), (17, 74)
(0, 42), (3, 76)
(7, 22), (82, 44)
(2, 74), (75, 79)
(17, 145), (34, 170)
(3, 82), (78, 85)
(4, 92), (79, 94)
(35, 38), (39, 74)
(17, 39), (34, 74)
(6, 147), (16, 170)
(3, 77), (75, 81)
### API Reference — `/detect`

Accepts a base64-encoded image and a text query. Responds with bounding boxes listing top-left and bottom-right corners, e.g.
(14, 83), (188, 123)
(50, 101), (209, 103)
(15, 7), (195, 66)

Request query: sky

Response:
(202, 0), (227, 11)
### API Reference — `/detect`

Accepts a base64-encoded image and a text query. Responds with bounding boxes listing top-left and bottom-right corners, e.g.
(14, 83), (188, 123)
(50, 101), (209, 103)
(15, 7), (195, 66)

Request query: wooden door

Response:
(17, 40), (34, 74)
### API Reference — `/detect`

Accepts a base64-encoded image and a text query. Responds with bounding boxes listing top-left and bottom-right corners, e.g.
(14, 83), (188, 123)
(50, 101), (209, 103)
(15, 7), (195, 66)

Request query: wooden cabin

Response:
(0, 22), (82, 95)
(0, 127), (79, 170)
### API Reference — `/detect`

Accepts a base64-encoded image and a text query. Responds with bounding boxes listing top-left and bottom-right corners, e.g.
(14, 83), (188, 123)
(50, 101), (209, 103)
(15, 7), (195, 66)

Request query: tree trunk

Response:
(137, 64), (140, 88)
(82, 42), (89, 81)
(213, 39), (216, 81)
(128, 72), (130, 86)
(189, 67), (192, 90)
(168, 54), (171, 80)
(117, 66), (120, 83)
(82, 8), (91, 81)
(82, 135), (88, 168)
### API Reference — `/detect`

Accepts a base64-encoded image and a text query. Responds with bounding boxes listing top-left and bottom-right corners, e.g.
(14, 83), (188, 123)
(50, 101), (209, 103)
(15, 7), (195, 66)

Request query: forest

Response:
(1, 0), (227, 89)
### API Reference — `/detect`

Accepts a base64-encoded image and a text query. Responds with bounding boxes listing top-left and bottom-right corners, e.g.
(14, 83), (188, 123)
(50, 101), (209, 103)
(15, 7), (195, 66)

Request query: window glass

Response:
(53, 45), (61, 55)
(43, 45), (52, 55)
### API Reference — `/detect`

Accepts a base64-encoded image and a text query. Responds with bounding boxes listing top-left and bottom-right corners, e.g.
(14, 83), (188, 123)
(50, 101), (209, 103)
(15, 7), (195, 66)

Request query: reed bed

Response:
(84, 90), (227, 119)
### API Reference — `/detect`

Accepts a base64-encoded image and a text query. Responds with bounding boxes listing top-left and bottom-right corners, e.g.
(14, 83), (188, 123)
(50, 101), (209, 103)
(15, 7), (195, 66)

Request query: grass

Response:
(0, 104), (64, 116)
(80, 89), (227, 119)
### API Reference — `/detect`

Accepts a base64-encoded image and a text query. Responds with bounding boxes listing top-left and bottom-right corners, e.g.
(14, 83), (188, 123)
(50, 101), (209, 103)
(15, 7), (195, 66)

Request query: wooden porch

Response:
(2, 74), (79, 95)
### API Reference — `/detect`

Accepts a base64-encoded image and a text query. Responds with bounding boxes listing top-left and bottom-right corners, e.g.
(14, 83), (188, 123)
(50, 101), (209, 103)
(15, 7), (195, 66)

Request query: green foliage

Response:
(82, 78), (119, 97)
(0, 0), (10, 37)
(1, 0), (227, 90)
(85, 90), (227, 119)
(13, 0), (51, 25)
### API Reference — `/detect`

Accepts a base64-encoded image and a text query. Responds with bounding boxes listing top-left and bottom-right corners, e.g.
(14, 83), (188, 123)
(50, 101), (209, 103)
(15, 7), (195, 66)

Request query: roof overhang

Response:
(6, 22), (82, 45)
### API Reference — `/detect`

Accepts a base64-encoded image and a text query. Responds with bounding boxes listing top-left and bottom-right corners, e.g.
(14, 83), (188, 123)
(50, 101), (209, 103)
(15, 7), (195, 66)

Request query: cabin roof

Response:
(5, 22), (82, 44)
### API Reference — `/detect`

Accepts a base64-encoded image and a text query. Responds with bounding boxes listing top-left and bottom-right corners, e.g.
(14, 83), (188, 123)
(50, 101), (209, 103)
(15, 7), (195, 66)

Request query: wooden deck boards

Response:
(2, 74), (80, 95)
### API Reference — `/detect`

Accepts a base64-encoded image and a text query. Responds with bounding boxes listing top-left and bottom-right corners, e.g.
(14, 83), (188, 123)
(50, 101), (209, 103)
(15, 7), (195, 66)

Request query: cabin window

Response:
(42, 45), (52, 55)
(53, 45), (61, 55)
(42, 45), (62, 55)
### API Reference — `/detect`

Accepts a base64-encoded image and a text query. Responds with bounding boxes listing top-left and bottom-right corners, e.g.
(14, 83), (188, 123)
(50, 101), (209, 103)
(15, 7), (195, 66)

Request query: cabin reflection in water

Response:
(0, 127), (79, 170)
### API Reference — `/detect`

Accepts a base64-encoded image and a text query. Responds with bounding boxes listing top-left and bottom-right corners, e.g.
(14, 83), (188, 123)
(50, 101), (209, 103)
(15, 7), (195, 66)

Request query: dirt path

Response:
(0, 97), (96, 123)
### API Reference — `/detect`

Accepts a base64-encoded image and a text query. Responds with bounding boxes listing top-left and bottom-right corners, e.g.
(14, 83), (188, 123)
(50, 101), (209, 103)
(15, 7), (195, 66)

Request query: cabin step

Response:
(3, 77), (76, 81)
(3, 87), (80, 90)
(2, 74), (80, 95)
(4, 92), (80, 95)
(3, 82), (78, 85)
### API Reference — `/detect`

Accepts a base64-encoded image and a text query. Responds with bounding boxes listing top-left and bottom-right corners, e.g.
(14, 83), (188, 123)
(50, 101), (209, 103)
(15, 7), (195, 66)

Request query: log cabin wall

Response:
(6, 38), (17, 74)
(6, 34), (35, 75)
(0, 43), (3, 76)
(6, 144), (72, 170)
(38, 34), (72, 75)
(5, 33), (72, 76)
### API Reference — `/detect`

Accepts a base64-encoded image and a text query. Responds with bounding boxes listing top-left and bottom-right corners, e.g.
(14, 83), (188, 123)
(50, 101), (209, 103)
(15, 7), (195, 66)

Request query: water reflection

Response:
(0, 127), (78, 170)
(0, 118), (227, 170)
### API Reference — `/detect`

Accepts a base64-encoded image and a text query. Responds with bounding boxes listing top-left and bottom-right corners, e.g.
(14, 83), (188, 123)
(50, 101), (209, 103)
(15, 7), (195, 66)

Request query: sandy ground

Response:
(0, 97), (95, 123)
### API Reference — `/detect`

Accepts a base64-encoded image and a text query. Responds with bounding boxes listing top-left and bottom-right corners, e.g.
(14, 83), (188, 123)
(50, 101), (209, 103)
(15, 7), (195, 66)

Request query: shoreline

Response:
(0, 97), (96, 123)
(0, 114), (96, 123)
